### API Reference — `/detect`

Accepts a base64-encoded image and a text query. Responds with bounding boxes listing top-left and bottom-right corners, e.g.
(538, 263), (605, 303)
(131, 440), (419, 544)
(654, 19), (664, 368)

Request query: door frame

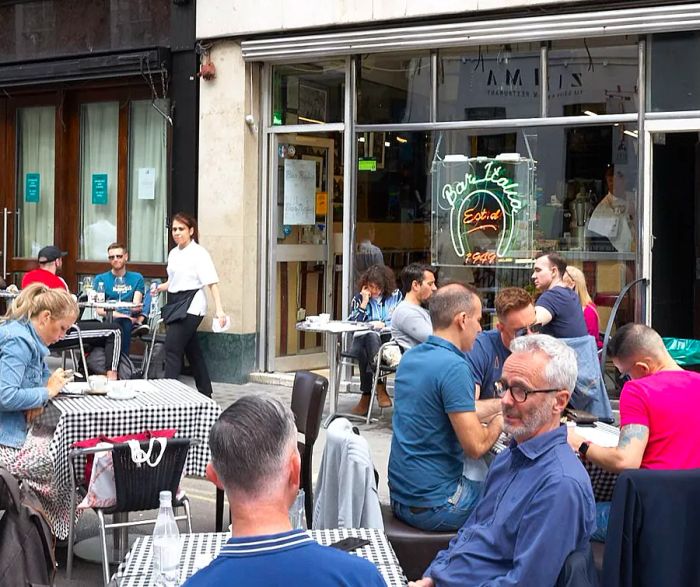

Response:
(643, 118), (700, 324)
(266, 133), (335, 372)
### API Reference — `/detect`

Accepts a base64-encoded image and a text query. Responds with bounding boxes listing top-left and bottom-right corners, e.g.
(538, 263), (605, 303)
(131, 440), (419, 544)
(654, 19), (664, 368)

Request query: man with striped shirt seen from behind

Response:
(184, 395), (386, 587)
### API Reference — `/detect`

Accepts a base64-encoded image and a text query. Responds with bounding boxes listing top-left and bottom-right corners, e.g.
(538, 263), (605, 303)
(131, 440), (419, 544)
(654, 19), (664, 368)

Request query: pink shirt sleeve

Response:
(583, 303), (602, 348)
(619, 381), (651, 428)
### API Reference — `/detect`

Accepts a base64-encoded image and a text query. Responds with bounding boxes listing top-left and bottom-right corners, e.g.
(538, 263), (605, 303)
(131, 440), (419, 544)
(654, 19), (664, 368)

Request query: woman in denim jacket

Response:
(0, 282), (77, 536)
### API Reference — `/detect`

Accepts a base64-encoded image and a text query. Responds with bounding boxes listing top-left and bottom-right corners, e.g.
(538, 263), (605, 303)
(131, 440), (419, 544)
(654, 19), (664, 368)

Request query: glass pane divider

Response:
(265, 123), (344, 134)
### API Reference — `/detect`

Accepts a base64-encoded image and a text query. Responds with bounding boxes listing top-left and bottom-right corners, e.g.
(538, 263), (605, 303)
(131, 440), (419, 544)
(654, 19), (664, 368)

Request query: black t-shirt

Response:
(536, 286), (588, 339)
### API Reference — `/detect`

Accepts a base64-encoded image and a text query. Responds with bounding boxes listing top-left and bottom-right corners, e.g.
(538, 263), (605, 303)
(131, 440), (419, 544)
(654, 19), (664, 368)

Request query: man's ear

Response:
(205, 461), (224, 490)
(554, 390), (570, 412)
(289, 446), (301, 491)
(496, 321), (504, 333)
(634, 361), (652, 377)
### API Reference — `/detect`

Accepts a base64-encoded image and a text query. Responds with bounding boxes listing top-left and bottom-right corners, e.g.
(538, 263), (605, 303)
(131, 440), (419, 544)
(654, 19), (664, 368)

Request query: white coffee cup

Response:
(88, 375), (108, 393)
(318, 313), (331, 323)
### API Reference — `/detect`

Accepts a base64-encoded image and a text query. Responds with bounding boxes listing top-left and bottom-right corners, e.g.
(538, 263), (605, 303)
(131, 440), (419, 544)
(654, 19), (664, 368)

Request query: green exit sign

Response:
(358, 158), (377, 172)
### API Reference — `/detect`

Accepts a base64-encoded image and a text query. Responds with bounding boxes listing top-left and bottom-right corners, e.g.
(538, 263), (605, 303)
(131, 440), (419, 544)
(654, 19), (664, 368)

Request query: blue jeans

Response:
(391, 476), (482, 531)
(592, 501), (611, 542)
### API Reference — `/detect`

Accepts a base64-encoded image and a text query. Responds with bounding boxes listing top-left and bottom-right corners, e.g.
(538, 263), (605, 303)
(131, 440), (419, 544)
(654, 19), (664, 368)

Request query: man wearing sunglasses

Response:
(93, 242), (146, 355)
(410, 335), (595, 587)
(466, 287), (538, 400)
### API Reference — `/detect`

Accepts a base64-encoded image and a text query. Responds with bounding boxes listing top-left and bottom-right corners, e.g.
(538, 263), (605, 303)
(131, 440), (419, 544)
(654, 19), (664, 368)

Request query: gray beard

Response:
(503, 398), (554, 442)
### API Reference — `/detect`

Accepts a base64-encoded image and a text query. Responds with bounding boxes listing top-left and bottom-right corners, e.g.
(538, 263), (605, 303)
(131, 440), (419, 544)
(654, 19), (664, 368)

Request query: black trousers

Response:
(164, 314), (213, 397)
(349, 331), (386, 395)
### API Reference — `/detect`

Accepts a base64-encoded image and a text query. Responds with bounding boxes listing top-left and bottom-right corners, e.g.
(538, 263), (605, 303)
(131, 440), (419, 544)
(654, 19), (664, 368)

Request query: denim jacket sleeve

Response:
(0, 337), (49, 412)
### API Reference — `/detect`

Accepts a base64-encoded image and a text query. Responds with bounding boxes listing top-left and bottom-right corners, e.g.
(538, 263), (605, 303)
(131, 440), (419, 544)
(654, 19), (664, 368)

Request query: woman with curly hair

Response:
(348, 265), (403, 415)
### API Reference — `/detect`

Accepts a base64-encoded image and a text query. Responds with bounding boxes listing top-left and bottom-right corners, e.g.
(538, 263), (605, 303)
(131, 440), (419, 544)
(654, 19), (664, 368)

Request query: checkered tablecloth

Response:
(114, 529), (408, 587)
(48, 379), (220, 491)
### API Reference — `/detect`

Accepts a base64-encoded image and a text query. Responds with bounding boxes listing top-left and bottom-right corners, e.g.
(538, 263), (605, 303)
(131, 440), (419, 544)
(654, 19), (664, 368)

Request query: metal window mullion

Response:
(265, 123), (345, 134)
(638, 38), (650, 325)
(431, 50), (438, 123)
(341, 55), (356, 319)
(540, 43), (548, 118)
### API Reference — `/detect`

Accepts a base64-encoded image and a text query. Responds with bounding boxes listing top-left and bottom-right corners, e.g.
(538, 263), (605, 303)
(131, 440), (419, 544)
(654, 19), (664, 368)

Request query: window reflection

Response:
(650, 32), (700, 112)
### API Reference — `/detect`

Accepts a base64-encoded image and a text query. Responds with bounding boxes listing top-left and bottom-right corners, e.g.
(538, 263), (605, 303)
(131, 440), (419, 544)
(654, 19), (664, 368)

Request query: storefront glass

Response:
(271, 60), (345, 125)
(649, 32), (700, 112)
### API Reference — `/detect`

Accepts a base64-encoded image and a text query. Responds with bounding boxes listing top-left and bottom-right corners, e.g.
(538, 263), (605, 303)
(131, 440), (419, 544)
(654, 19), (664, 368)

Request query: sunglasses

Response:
(494, 379), (559, 403)
(108, 254), (124, 260)
(514, 322), (542, 338)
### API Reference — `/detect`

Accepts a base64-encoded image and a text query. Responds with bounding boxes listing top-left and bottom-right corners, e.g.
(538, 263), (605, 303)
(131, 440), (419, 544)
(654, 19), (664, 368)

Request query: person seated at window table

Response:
(0, 283), (78, 538)
(389, 283), (503, 532)
(391, 263), (437, 350)
(22, 244), (122, 380)
(185, 395), (386, 587)
(465, 287), (537, 400)
(409, 335), (595, 587)
(93, 242), (146, 356)
(567, 323), (700, 543)
(563, 265), (602, 349)
(531, 252), (588, 339)
(348, 264), (403, 415)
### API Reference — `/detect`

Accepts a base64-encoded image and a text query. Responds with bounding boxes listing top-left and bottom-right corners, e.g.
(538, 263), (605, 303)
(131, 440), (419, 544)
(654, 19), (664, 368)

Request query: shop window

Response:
(548, 38), (639, 117)
(649, 32), (700, 112)
(127, 100), (169, 263)
(357, 53), (431, 124)
(79, 101), (119, 260)
(15, 106), (56, 258)
(271, 61), (345, 126)
(438, 44), (541, 121)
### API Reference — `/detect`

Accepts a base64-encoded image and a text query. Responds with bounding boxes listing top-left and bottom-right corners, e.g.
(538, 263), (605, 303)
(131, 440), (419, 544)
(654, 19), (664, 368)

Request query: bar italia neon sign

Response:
(439, 160), (526, 265)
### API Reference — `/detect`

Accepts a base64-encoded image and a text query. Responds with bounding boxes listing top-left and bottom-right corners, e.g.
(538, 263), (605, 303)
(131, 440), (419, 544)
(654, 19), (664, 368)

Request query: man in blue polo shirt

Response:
(93, 242), (146, 355)
(185, 395), (386, 587)
(389, 283), (503, 531)
(466, 287), (537, 399)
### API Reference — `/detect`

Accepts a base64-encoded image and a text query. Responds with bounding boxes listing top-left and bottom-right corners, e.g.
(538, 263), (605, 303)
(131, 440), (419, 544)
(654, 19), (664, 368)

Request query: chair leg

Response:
(215, 487), (225, 532)
(183, 497), (193, 534)
(97, 510), (111, 587)
(366, 365), (382, 425)
(66, 486), (77, 579)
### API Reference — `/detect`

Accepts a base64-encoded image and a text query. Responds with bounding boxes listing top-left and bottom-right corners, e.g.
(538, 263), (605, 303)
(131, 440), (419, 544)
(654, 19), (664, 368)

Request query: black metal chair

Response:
(67, 438), (193, 586)
(291, 370), (328, 528)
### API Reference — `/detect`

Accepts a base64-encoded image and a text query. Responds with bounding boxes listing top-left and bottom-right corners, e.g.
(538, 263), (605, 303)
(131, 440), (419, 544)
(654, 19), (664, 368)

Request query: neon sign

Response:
(433, 157), (534, 267)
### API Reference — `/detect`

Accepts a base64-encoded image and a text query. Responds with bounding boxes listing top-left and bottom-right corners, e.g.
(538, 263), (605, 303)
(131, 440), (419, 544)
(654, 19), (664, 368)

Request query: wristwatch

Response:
(578, 441), (591, 460)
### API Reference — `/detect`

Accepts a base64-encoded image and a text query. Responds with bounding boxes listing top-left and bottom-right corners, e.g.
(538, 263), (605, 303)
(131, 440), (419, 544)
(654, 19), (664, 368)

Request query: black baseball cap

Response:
(38, 245), (68, 263)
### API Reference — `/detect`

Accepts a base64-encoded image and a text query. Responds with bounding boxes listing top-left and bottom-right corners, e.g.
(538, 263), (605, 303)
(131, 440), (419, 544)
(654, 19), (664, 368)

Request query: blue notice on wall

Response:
(92, 173), (108, 205)
(25, 173), (40, 203)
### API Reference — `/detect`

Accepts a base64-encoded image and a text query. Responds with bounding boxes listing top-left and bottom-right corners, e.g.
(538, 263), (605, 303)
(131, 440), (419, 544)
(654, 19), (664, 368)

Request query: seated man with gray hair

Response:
(410, 335), (595, 587)
(184, 395), (386, 587)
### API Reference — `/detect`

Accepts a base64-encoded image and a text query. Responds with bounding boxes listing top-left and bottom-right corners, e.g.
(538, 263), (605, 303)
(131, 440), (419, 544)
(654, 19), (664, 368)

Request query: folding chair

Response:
(366, 339), (402, 425)
(135, 291), (164, 380)
(66, 438), (193, 586)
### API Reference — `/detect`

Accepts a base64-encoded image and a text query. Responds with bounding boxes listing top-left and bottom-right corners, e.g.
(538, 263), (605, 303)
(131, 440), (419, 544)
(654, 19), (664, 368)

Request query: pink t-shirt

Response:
(620, 370), (700, 470)
(583, 303), (602, 349)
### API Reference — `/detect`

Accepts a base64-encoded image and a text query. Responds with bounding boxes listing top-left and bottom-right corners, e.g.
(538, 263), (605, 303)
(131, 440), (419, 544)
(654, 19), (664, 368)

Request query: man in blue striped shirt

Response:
(184, 395), (386, 587)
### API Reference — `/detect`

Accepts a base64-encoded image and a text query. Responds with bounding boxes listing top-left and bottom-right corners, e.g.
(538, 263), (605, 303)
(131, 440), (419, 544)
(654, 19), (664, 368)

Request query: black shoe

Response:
(132, 323), (150, 337)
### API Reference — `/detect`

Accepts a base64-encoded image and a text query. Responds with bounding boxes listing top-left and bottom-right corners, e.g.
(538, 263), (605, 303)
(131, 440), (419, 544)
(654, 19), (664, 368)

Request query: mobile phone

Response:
(328, 537), (371, 552)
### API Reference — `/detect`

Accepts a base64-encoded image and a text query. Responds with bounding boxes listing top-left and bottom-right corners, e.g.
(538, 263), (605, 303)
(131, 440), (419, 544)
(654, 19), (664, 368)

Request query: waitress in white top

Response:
(157, 212), (227, 396)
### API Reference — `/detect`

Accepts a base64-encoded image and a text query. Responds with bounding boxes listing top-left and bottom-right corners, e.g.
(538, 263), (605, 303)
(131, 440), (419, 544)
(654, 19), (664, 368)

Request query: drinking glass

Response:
(114, 276), (125, 302)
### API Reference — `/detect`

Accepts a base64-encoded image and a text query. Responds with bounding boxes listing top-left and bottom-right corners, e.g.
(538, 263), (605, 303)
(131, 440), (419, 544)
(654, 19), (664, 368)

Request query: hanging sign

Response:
(283, 159), (316, 225)
(315, 191), (328, 216)
(25, 173), (40, 203)
(91, 173), (109, 205)
(432, 156), (535, 267)
(137, 168), (156, 200)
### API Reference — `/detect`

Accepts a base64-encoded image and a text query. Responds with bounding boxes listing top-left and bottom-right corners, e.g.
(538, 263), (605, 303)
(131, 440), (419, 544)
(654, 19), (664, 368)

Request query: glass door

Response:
(267, 134), (336, 372)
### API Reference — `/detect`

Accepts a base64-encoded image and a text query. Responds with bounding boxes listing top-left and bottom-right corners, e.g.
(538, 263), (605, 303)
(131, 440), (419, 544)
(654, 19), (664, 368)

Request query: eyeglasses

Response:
(494, 379), (559, 403)
(108, 254), (124, 260)
(514, 322), (542, 338)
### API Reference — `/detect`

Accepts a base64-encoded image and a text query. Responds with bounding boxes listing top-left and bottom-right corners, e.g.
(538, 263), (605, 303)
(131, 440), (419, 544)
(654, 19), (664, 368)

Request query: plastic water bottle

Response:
(96, 281), (106, 303)
(152, 490), (180, 586)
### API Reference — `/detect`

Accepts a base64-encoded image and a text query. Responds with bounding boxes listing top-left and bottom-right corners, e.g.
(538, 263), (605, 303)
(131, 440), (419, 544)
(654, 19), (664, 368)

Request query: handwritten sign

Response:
(283, 159), (316, 225)
(432, 157), (534, 267)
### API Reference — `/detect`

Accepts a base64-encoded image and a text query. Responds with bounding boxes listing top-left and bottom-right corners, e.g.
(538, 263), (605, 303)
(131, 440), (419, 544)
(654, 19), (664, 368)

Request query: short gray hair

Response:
(510, 334), (577, 392)
(209, 395), (297, 495)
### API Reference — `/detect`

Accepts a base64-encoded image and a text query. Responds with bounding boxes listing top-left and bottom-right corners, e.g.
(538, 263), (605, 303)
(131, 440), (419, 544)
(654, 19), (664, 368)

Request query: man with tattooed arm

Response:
(567, 323), (700, 541)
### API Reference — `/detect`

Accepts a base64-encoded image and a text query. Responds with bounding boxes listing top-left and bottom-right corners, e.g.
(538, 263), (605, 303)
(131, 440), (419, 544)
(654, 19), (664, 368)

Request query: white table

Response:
(114, 529), (408, 586)
(78, 300), (139, 321)
(296, 320), (371, 427)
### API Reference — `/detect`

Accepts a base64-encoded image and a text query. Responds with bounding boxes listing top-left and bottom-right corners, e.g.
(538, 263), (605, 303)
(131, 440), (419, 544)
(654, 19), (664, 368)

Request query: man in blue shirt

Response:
(93, 242), (146, 355)
(389, 283), (503, 531)
(185, 395), (386, 587)
(410, 335), (596, 587)
(466, 287), (537, 399)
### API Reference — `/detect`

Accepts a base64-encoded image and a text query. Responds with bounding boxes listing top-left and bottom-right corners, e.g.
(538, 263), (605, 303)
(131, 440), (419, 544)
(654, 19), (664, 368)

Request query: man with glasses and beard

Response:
(466, 287), (539, 400)
(409, 335), (595, 587)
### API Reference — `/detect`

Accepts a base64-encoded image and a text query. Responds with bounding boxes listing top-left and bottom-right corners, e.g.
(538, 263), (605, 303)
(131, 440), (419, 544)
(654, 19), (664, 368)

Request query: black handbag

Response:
(161, 289), (198, 324)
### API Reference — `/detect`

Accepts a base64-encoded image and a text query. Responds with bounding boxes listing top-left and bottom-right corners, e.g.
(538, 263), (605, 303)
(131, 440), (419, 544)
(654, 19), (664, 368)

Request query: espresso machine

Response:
(569, 188), (592, 250)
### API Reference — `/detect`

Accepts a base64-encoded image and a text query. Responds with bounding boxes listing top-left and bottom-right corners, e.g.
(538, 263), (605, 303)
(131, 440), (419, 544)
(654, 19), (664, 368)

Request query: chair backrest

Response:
(108, 438), (191, 514)
(290, 370), (328, 528)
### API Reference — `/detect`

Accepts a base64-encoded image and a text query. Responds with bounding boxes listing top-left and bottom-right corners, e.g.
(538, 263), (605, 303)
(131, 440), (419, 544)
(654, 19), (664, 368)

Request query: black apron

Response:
(161, 289), (199, 324)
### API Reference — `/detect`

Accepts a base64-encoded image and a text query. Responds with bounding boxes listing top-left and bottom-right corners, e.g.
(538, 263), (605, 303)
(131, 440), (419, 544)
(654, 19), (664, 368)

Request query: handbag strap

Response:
(127, 437), (168, 467)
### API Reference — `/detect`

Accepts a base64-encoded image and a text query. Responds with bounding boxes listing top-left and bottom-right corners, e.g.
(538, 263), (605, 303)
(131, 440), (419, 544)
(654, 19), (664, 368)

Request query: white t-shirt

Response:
(166, 241), (219, 316)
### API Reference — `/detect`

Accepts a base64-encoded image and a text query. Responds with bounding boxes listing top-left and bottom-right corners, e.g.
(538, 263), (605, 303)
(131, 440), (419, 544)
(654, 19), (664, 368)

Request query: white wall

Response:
(197, 0), (590, 39)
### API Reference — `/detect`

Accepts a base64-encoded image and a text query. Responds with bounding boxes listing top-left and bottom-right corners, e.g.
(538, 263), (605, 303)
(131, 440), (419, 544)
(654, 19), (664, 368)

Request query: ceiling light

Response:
(583, 110), (598, 116)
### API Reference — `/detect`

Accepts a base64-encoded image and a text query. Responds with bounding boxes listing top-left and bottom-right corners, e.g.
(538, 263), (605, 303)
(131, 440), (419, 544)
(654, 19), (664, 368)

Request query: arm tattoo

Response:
(618, 424), (649, 450)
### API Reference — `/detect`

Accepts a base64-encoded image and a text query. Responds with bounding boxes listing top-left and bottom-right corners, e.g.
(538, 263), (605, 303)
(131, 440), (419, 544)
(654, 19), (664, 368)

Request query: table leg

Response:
(113, 513), (130, 560)
(323, 332), (339, 428)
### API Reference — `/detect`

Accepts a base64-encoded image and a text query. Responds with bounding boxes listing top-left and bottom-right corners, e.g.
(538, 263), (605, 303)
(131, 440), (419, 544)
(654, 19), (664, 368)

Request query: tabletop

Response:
(296, 320), (372, 334)
(78, 300), (139, 310)
(114, 528), (408, 587)
(44, 378), (220, 534)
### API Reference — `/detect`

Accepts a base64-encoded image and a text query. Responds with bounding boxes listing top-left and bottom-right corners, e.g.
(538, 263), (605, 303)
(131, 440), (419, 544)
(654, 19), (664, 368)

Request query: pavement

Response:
(55, 376), (394, 586)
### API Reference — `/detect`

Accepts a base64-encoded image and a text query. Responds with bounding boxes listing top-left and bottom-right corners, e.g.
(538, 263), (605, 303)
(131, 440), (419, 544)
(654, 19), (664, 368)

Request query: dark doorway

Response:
(651, 132), (700, 338)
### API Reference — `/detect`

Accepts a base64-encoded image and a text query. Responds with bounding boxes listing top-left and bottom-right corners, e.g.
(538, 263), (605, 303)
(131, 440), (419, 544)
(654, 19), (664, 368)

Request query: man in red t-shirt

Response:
(566, 323), (700, 540)
(21, 245), (69, 290)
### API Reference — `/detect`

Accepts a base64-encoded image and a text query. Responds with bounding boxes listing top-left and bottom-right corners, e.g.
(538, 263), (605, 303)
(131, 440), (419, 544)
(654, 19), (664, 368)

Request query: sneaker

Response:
(132, 323), (150, 338)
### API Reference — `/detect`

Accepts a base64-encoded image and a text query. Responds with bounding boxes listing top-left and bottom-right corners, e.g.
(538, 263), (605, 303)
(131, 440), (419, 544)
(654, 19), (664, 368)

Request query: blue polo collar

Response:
(426, 335), (464, 357)
(511, 424), (568, 461)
